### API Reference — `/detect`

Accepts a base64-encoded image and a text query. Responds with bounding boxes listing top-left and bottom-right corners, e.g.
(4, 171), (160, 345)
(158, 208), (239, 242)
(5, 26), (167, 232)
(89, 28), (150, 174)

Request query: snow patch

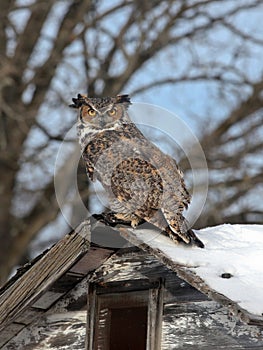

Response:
(134, 224), (263, 316)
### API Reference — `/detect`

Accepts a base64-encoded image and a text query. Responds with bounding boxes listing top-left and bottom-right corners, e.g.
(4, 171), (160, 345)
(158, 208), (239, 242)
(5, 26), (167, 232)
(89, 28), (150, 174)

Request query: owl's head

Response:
(70, 94), (132, 130)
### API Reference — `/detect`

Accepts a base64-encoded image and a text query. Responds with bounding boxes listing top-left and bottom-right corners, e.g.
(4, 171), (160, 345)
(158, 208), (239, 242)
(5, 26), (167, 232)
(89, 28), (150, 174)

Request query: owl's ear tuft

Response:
(69, 94), (87, 109)
(115, 94), (131, 106)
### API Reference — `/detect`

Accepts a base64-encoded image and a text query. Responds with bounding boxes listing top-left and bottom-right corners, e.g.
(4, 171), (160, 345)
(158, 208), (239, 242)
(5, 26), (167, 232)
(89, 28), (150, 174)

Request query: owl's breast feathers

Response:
(82, 123), (143, 181)
(82, 123), (190, 212)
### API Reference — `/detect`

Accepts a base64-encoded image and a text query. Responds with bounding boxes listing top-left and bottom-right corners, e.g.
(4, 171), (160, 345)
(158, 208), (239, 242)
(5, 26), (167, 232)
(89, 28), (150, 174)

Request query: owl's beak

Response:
(99, 117), (105, 127)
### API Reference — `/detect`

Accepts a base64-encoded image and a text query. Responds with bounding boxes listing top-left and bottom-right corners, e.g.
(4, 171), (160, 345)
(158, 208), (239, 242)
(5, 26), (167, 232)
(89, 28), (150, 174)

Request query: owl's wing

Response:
(127, 138), (194, 243)
(82, 153), (95, 181)
(139, 140), (191, 209)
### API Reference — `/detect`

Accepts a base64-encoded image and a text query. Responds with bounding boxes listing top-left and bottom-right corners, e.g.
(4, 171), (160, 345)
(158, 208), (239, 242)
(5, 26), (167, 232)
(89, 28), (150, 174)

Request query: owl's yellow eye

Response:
(88, 109), (96, 116)
(108, 108), (116, 116)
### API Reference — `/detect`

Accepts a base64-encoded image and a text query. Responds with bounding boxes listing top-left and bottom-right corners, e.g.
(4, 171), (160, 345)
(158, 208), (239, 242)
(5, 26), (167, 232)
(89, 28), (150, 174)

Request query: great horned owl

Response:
(70, 94), (204, 248)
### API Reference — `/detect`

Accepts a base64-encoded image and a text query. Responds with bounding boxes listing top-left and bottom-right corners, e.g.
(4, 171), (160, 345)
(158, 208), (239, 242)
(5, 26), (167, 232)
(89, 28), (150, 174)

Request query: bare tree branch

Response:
(202, 80), (263, 144)
(0, 0), (263, 284)
(13, 1), (54, 77)
(30, 1), (92, 110)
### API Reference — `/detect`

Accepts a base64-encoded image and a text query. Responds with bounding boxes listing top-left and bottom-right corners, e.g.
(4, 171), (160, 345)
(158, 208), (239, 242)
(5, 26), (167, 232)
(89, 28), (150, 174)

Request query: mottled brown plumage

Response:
(70, 94), (204, 248)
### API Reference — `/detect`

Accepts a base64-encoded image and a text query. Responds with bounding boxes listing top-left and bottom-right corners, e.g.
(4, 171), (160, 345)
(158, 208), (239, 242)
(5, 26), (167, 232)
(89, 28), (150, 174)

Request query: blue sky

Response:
(9, 0), (263, 254)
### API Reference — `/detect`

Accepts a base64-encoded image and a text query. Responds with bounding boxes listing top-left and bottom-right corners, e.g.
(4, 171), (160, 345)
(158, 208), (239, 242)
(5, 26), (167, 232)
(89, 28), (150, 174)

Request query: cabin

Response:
(0, 218), (263, 349)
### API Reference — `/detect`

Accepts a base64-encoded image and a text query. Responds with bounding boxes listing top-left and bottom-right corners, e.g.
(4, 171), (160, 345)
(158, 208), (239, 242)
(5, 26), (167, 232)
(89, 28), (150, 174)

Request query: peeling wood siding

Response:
(1, 276), (90, 349)
(50, 278), (88, 313)
(96, 307), (110, 350)
(0, 323), (25, 348)
(90, 249), (194, 288)
(161, 301), (263, 350)
(2, 312), (86, 350)
(90, 249), (163, 283)
(91, 249), (207, 304)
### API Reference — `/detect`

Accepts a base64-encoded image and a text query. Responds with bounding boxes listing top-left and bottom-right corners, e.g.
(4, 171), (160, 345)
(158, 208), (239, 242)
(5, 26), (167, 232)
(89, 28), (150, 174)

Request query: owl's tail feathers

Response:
(162, 210), (204, 248)
(186, 228), (204, 248)
(164, 226), (204, 248)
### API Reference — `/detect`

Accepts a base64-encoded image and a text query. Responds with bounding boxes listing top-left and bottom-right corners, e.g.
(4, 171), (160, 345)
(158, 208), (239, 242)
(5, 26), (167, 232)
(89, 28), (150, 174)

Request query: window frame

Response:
(86, 279), (164, 350)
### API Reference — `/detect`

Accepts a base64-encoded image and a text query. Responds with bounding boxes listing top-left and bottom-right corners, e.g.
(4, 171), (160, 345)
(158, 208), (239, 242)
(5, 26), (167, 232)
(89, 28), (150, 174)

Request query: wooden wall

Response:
(2, 248), (263, 349)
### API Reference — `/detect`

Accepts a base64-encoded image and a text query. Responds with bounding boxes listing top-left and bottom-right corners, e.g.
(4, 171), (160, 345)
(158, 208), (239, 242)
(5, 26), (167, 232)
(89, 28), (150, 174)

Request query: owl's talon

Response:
(92, 212), (135, 227)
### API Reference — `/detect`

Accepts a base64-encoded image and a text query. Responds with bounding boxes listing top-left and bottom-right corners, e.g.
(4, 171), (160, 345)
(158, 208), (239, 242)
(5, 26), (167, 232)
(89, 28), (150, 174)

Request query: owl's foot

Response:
(114, 213), (142, 228)
(92, 212), (129, 226)
(92, 211), (144, 228)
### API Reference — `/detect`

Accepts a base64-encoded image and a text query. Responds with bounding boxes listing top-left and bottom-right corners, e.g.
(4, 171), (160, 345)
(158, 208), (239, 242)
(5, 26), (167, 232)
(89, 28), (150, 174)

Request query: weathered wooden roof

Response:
(1, 220), (262, 348)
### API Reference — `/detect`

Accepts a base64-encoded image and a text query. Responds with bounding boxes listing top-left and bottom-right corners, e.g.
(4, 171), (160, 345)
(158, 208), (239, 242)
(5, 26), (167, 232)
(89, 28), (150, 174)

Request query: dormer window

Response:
(86, 280), (163, 350)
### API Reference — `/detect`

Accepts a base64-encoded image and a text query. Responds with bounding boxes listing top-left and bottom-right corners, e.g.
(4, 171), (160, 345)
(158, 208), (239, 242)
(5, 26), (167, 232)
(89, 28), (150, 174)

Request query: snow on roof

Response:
(120, 224), (263, 322)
